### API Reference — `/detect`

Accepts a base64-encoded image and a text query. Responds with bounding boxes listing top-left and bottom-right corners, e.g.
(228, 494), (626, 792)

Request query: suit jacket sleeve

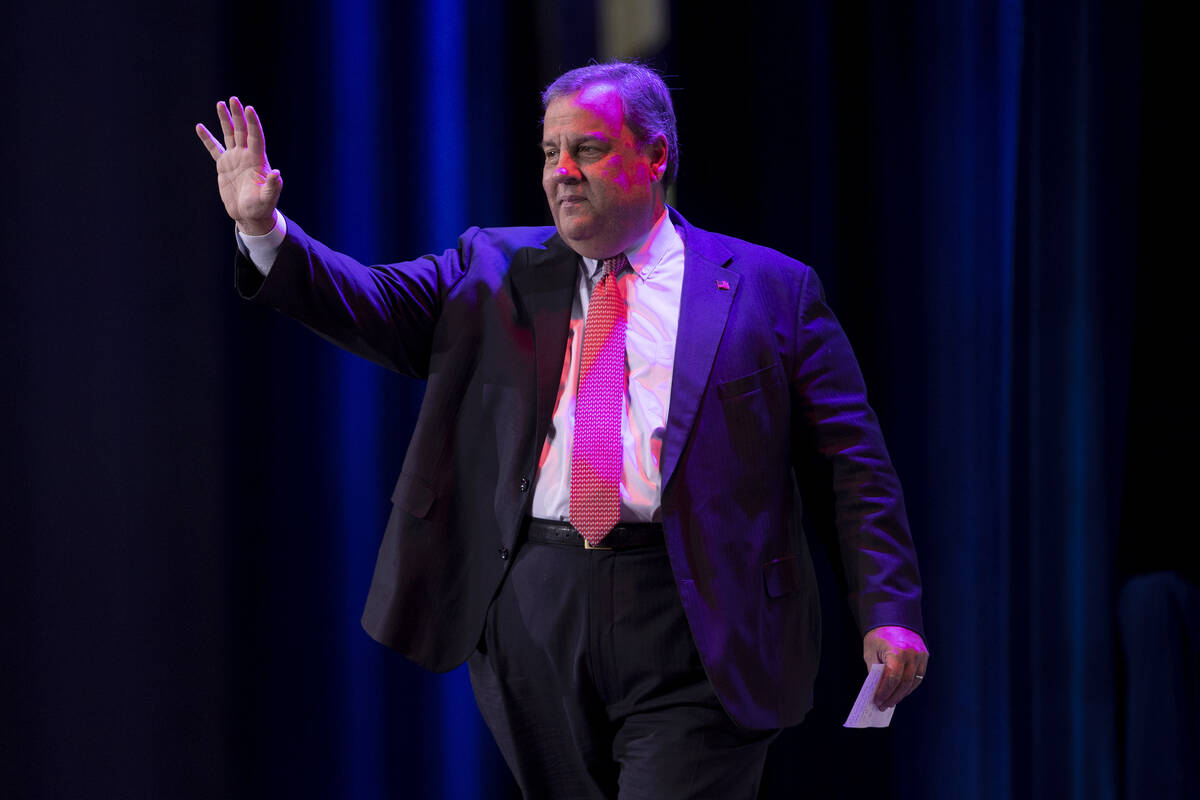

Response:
(233, 216), (475, 379)
(790, 266), (924, 639)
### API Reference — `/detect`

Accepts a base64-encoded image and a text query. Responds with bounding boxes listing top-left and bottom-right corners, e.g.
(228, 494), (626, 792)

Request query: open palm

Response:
(195, 96), (282, 235)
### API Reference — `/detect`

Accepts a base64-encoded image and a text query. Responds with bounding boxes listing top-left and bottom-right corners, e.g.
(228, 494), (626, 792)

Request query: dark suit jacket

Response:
(235, 208), (923, 730)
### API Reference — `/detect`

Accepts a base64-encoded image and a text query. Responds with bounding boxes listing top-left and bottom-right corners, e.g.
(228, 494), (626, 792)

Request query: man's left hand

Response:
(863, 626), (929, 710)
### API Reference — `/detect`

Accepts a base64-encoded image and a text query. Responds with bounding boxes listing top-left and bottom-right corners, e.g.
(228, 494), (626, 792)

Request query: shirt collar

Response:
(580, 207), (681, 284)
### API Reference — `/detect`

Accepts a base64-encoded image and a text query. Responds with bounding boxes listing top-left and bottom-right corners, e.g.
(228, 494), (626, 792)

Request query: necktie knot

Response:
(600, 254), (626, 281)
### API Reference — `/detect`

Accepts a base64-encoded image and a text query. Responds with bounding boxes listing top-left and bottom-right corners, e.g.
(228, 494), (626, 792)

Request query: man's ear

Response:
(645, 133), (669, 181)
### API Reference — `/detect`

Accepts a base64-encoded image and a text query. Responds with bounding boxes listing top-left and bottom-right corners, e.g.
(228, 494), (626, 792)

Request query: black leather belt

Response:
(524, 518), (665, 550)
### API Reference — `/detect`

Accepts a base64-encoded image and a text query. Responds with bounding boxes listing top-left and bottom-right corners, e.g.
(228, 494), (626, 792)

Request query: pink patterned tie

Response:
(570, 255), (628, 546)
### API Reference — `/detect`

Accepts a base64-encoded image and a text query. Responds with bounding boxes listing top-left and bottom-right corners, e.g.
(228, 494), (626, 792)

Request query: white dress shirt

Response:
(237, 212), (288, 273)
(531, 210), (683, 523)
(237, 209), (686, 523)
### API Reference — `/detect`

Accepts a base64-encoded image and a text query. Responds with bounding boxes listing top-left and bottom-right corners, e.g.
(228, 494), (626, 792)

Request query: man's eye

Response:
(544, 150), (558, 161)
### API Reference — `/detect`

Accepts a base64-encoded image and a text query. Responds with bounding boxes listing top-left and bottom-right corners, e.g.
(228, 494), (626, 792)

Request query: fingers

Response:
(195, 123), (225, 161)
(206, 97), (266, 161)
(245, 104), (266, 157)
(872, 653), (901, 708)
(217, 100), (235, 151)
(873, 652), (924, 709)
(229, 96), (248, 149)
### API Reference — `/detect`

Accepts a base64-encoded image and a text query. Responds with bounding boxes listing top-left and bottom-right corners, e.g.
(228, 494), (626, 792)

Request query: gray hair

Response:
(542, 61), (679, 188)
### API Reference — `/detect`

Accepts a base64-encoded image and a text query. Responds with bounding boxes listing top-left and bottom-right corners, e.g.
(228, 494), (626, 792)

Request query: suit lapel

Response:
(509, 234), (578, 453)
(661, 213), (738, 491)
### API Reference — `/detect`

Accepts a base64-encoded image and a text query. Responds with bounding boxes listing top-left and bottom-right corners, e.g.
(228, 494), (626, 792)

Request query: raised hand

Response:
(195, 96), (282, 236)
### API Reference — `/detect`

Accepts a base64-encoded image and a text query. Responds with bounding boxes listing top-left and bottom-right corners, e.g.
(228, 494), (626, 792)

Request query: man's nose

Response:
(553, 153), (581, 182)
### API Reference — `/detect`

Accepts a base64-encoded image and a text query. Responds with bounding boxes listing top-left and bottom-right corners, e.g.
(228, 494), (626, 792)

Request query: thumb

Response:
(261, 169), (283, 204)
(863, 634), (889, 666)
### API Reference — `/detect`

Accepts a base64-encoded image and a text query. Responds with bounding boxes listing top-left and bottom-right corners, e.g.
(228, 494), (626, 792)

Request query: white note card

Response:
(843, 663), (895, 728)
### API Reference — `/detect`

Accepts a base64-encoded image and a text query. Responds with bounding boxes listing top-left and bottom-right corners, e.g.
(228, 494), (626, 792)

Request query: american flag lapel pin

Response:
(716, 279), (730, 291)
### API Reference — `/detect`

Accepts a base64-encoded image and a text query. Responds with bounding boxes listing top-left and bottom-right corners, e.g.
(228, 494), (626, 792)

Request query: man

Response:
(197, 62), (928, 798)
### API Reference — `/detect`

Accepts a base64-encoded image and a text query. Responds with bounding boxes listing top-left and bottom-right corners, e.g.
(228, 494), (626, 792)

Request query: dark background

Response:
(2, 0), (1186, 797)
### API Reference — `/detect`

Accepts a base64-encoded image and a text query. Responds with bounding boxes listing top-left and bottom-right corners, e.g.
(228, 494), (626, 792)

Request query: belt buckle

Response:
(583, 538), (612, 550)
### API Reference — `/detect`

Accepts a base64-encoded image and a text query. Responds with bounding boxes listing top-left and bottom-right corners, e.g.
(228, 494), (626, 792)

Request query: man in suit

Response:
(197, 61), (928, 798)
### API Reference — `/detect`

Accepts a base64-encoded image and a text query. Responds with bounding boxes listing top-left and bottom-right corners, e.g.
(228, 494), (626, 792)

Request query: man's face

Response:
(541, 83), (667, 259)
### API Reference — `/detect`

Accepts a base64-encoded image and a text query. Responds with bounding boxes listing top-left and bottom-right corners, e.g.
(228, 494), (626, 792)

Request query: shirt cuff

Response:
(235, 212), (288, 276)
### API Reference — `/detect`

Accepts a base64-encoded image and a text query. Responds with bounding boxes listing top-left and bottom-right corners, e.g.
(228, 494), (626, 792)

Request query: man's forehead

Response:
(543, 82), (625, 135)
(574, 82), (623, 114)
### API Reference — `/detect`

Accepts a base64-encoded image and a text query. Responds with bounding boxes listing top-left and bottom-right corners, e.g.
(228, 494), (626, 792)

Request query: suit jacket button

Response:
(497, 547), (510, 560)
(519, 477), (530, 493)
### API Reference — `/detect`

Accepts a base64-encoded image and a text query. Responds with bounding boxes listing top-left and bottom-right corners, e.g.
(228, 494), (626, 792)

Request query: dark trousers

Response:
(468, 533), (778, 799)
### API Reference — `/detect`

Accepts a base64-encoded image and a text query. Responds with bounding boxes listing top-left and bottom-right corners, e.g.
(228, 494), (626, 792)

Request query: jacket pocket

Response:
(716, 364), (782, 400)
(391, 473), (437, 519)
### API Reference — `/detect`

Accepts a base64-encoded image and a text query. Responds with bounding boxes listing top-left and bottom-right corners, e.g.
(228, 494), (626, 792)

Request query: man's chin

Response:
(556, 219), (596, 246)
(560, 236), (615, 260)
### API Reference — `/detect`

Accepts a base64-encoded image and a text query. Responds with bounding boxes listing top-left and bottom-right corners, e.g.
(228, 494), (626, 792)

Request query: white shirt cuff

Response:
(236, 212), (288, 276)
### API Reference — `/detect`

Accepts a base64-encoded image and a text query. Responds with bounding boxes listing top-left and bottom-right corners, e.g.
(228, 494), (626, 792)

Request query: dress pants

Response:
(468, 531), (778, 799)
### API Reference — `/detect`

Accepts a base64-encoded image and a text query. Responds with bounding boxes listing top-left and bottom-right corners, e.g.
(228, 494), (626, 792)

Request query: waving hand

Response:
(195, 96), (282, 236)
